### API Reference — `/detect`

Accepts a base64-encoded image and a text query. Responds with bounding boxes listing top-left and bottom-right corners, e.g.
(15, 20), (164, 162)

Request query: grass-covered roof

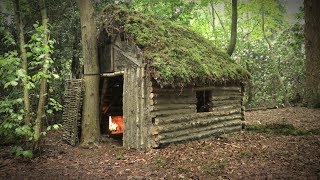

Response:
(100, 5), (250, 87)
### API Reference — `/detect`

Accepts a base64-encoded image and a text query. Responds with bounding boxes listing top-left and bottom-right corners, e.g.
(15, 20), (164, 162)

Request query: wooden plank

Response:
(112, 44), (141, 66)
(136, 68), (142, 149)
(139, 67), (146, 148)
(123, 68), (129, 148)
(145, 77), (153, 148)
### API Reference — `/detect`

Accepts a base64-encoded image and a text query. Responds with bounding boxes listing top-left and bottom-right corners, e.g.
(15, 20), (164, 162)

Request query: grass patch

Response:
(203, 159), (229, 176)
(239, 150), (256, 159)
(114, 151), (124, 160)
(246, 123), (320, 136)
(155, 155), (167, 168)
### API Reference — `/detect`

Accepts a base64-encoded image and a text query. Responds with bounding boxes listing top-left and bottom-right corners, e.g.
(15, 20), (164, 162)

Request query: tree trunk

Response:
(210, 2), (215, 31)
(304, 0), (320, 107)
(13, 0), (31, 125)
(226, 0), (237, 56)
(261, 0), (271, 49)
(34, 0), (50, 150)
(71, 27), (82, 79)
(78, 0), (101, 144)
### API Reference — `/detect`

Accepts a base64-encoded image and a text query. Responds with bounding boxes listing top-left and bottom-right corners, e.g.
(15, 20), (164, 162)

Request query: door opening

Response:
(100, 75), (124, 138)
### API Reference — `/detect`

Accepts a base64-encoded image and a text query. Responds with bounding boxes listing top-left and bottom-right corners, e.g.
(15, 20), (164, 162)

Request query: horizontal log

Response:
(211, 104), (241, 111)
(101, 71), (124, 77)
(211, 95), (243, 101)
(211, 91), (242, 96)
(211, 100), (242, 107)
(151, 104), (196, 111)
(157, 124), (242, 144)
(151, 86), (241, 93)
(149, 92), (193, 99)
(151, 87), (193, 94)
(152, 114), (242, 134)
(193, 86), (241, 92)
(154, 109), (241, 125)
(151, 108), (195, 118)
(150, 97), (196, 105)
(156, 119), (241, 141)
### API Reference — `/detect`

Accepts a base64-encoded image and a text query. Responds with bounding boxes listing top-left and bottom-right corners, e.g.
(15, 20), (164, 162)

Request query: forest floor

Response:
(1, 107), (320, 179)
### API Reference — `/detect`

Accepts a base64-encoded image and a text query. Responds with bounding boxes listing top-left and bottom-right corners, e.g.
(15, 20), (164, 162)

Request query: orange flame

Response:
(109, 116), (123, 134)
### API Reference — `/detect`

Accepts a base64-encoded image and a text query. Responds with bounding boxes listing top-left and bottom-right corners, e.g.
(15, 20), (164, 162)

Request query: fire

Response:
(108, 116), (124, 134)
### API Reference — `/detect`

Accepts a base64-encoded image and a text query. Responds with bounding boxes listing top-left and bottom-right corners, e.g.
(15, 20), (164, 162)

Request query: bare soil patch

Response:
(1, 107), (320, 179)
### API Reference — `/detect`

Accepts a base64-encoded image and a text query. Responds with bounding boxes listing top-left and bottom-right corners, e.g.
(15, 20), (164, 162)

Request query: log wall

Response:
(150, 85), (244, 147)
(123, 67), (152, 149)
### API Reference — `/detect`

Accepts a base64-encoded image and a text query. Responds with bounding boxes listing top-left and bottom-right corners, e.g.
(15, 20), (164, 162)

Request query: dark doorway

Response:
(100, 75), (123, 137)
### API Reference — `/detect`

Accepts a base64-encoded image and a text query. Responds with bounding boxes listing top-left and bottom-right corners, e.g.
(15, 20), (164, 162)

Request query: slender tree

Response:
(226, 0), (238, 56)
(304, 0), (320, 107)
(77, 0), (101, 145)
(13, 0), (31, 125)
(33, 0), (50, 149)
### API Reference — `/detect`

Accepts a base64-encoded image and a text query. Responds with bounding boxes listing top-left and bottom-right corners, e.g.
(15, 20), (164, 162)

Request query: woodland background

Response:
(0, 0), (316, 157)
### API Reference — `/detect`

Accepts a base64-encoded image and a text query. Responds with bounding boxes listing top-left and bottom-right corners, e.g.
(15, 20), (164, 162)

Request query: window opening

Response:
(196, 90), (212, 112)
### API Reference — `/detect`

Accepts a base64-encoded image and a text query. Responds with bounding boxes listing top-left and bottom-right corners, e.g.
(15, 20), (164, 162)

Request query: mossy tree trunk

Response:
(78, 0), (101, 145)
(33, 0), (50, 150)
(226, 0), (237, 56)
(304, 0), (320, 108)
(13, 0), (31, 125)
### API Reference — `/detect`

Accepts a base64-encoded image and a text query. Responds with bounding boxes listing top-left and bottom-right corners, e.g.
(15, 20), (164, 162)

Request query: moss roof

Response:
(100, 5), (250, 87)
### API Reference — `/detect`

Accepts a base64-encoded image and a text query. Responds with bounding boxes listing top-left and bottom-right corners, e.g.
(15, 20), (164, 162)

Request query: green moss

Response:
(101, 5), (250, 87)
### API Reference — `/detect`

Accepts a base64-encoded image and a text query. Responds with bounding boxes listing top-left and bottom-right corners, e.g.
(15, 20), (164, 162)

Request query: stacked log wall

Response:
(151, 85), (244, 147)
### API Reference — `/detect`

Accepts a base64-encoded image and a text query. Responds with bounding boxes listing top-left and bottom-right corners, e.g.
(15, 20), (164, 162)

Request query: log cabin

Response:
(63, 5), (250, 149)
(96, 5), (250, 149)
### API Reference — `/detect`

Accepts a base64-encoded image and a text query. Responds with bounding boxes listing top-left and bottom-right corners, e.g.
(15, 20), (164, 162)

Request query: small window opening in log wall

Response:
(196, 90), (212, 112)
(100, 75), (124, 139)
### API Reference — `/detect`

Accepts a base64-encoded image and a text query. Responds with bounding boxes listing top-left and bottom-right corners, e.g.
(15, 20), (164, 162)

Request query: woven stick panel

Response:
(62, 79), (84, 145)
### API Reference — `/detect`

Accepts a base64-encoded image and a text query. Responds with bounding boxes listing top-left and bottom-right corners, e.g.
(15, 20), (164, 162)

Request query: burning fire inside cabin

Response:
(108, 116), (123, 134)
(101, 76), (124, 135)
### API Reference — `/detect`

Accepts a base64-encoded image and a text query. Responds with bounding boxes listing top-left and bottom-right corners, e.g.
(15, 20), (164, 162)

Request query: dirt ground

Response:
(1, 107), (320, 179)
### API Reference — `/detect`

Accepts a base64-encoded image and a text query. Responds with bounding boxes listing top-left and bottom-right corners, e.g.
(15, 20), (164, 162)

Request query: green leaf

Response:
(53, 124), (60, 130)
(52, 74), (59, 79)
(11, 81), (18, 86)
(17, 115), (23, 121)
(22, 150), (33, 158)
(46, 126), (51, 131)
(46, 109), (53, 114)
(17, 69), (25, 77)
